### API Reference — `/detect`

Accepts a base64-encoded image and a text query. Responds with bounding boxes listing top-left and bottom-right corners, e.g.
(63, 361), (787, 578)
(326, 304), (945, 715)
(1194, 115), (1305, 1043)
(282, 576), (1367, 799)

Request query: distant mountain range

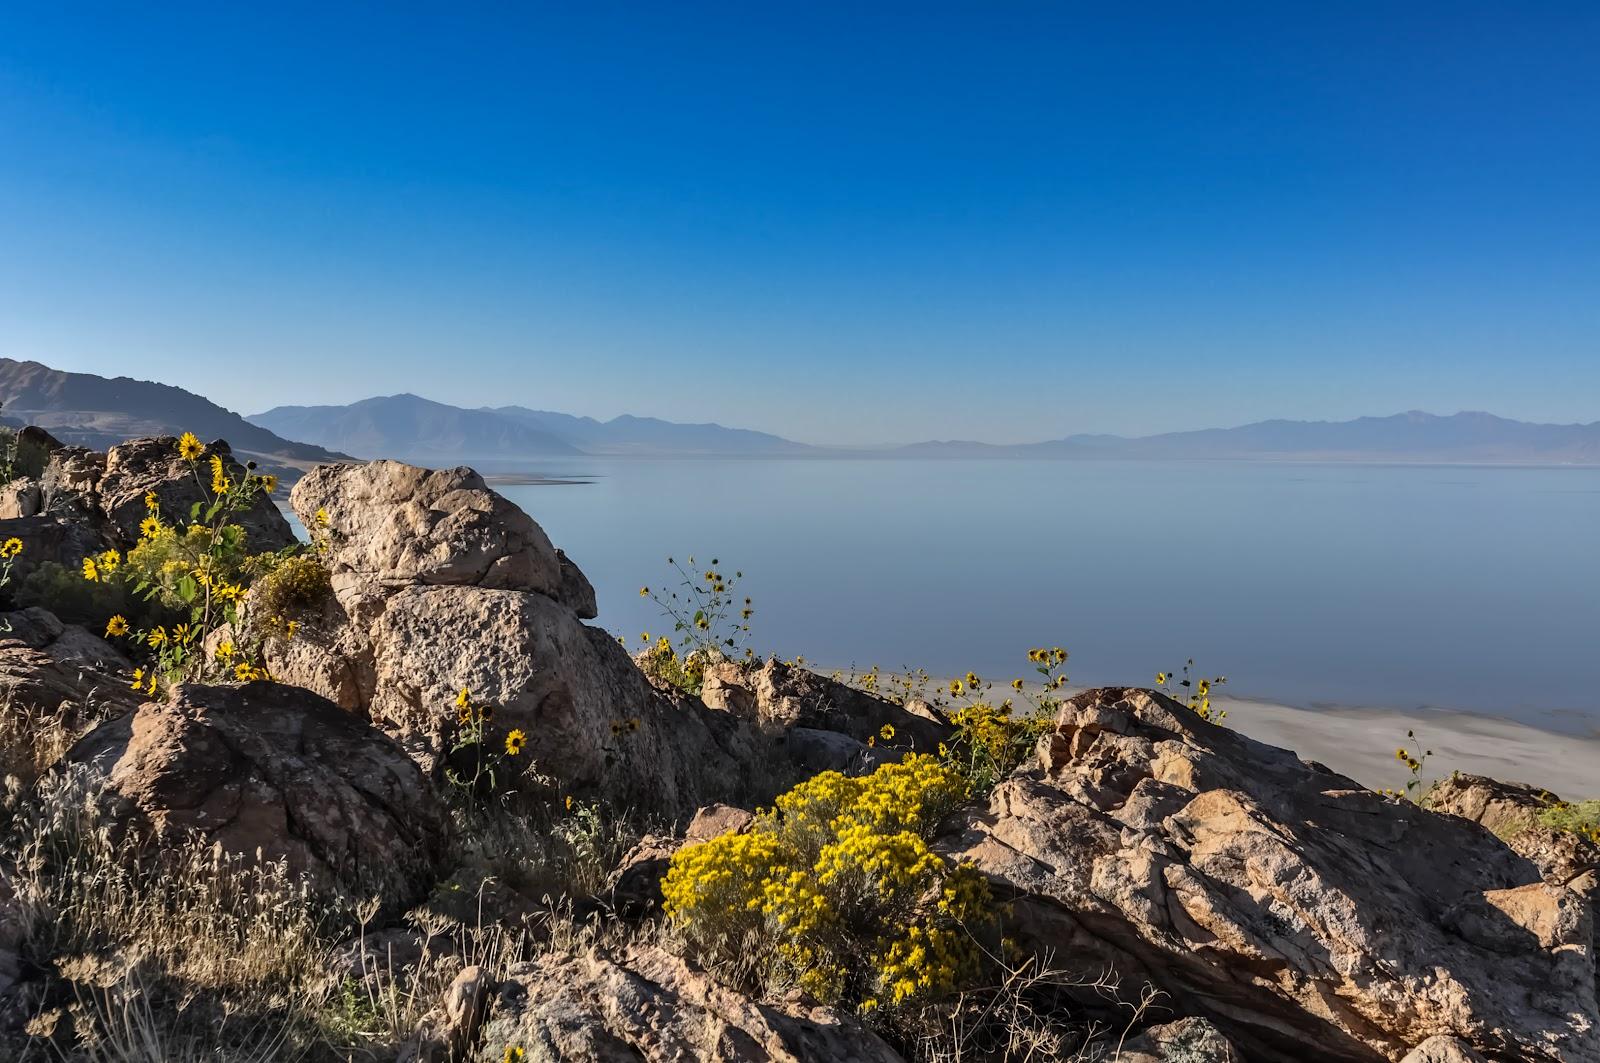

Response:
(0, 358), (349, 473)
(254, 393), (1600, 465)
(249, 394), (813, 460)
(4, 358), (1598, 466)
(895, 411), (1600, 464)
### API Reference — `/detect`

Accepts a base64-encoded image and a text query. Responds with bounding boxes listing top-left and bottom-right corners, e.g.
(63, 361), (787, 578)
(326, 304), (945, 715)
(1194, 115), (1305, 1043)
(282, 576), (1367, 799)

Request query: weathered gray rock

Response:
(99, 436), (295, 552)
(267, 459), (794, 815)
(475, 945), (903, 1063)
(289, 461), (574, 602)
(555, 549), (597, 621)
(780, 726), (892, 776)
(62, 682), (448, 909)
(940, 687), (1599, 1063)
(365, 585), (767, 811)
(253, 590), (375, 713)
(0, 480), (39, 521)
(700, 657), (951, 752)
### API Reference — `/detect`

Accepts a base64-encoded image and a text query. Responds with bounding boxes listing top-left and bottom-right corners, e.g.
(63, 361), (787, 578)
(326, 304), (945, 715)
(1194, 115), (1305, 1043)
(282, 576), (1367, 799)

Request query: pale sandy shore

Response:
(910, 674), (1600, 799)
(1221, 697), (1600, 799)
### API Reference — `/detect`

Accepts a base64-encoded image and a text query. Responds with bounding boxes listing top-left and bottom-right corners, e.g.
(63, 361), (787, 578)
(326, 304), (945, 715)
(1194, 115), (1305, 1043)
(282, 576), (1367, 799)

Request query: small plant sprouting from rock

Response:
(0, 534), (21, 632)
(1156, 658), (1228, 722)
(1378, 729), (1434, 801)
(662, 754), (995, 1017)
(637, 555), (754, 693)
(936, 648), (1068, 793)
(444, 687), (526, 799)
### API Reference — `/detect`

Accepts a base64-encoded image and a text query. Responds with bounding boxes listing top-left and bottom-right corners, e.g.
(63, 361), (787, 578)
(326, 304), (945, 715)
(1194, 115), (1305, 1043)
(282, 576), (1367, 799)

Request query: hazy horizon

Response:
(4, 7), (1598, 443)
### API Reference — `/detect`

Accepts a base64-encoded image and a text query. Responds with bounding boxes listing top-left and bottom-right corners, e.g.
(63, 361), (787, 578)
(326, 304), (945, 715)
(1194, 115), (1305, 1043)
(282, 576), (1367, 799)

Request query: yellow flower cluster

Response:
(0, 537), (21, 559)
(662, 754), (990, 1012)
(943, 699), (1053, 792)
(81, 549), (121, 582)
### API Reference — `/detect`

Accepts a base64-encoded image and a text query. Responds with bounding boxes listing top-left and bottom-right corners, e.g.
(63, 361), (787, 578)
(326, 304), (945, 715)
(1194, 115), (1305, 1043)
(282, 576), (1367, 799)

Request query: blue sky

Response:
(1, 3), (1596, 444)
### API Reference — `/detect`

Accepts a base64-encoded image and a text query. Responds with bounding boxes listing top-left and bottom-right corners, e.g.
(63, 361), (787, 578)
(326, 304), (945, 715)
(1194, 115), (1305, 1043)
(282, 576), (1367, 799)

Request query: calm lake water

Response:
(486, 459), (1599, 734)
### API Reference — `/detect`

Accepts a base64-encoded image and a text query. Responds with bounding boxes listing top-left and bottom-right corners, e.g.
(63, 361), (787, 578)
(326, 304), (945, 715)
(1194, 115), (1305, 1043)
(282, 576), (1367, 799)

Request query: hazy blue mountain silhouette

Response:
(248, 394), (582, 462)
(0, 357), (346, 469)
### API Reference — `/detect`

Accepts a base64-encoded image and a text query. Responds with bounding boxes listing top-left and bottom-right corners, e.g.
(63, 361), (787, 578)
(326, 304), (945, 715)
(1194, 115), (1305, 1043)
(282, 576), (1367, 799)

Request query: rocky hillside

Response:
(0, 423), (1594, 1062)
(0, 358), (350, 474)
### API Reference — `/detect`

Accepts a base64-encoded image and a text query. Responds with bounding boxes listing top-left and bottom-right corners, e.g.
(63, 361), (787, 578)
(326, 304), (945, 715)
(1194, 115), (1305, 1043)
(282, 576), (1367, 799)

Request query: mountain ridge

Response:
(4, 359), (1597, 465)
(0, 357), (350, 473)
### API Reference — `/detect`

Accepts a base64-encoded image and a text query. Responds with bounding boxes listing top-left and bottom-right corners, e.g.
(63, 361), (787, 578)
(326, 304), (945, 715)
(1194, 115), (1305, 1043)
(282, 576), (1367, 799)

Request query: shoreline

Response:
(896, 673), (1600, 799)
(1211, 696), (1600, 799)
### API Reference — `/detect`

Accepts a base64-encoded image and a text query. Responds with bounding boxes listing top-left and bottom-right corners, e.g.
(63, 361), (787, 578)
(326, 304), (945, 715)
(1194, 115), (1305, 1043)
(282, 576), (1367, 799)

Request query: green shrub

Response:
(250, 553), (332, 622)
(1539, 799), (1600, 842)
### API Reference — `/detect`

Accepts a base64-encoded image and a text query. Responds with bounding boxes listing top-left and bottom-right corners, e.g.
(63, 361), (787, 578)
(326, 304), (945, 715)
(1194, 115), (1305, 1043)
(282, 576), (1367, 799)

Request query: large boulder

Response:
(290, 461), (571, 602)
(271, 461), (782, 816)
(941, 688), (1599, 1063)
(61, 682), (448, 909)
(364, 584), (769, 810)
(99, 436), (295, 552)
(473, 944), (903, 1063)
(0, 607), (139, 717)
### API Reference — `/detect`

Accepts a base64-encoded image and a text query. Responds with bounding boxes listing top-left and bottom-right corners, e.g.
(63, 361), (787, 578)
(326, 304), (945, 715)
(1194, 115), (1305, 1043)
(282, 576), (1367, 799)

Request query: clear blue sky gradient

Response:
(2, 3), (1596, 444)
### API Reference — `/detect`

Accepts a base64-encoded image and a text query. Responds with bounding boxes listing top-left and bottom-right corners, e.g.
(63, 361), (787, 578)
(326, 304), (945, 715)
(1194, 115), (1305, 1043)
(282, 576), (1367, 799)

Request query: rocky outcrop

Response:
(473, 945), (902, 1063)
(941, 687), (1599, 1063)
(1429, 774), (1600, 888)
(99, 436), (295, 552)
(291, 461), (569, 601)
(0, 607), (139, 717)
(62, 682), (448, 909)
(275, 461), (777, 815)
(699, 657), (950, 752)
(0, 432), (293, 591)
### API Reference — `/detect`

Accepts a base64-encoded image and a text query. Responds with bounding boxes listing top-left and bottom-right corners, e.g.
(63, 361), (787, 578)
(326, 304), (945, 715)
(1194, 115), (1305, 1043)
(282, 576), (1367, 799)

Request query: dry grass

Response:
(0, 697), (1150, 1062)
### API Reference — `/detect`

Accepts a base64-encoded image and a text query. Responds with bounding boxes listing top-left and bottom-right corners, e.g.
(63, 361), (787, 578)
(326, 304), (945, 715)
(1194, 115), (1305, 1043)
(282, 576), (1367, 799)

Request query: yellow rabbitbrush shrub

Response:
(662, 754), (995, 1014)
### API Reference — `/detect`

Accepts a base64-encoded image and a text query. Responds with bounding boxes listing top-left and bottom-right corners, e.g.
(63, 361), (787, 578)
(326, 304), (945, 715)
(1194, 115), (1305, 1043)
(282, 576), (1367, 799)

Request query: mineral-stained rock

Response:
(940, 687), (1600, 1063)
(0, 607), (138, 718)
(269, 459), (786, 813)
(99, 436), (295, 552)
(289, 461), (572, 603)
(475, 945), (903, 1063)
(699, 657), (950, 752)
(62, 682), (447, 909)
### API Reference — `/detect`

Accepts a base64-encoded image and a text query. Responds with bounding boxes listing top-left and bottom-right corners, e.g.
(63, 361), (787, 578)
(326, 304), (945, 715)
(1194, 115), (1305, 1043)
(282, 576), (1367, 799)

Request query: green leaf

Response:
(177, 575), (197, 604)
(190, 501), (204, 522)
